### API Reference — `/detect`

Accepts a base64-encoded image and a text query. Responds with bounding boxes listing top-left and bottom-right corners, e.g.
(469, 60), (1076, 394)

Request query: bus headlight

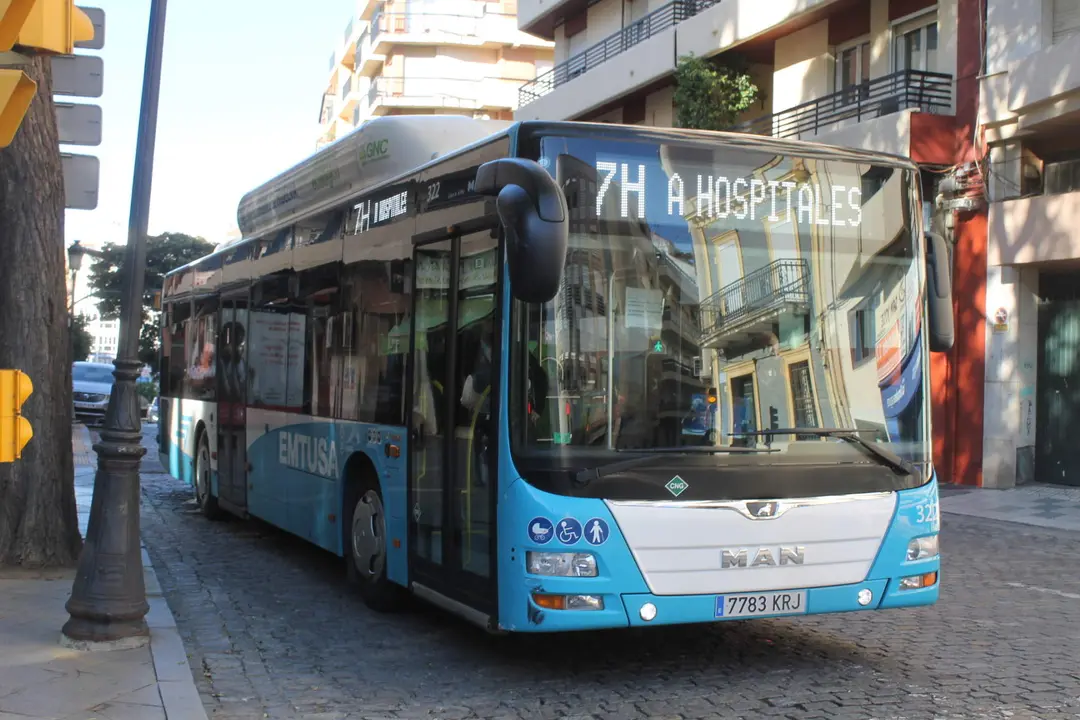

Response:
(527, 551), (597, 577)
(906, 535), (939, 561)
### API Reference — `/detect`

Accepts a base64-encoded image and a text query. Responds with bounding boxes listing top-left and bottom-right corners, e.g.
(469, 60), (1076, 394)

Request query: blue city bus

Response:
(158, 115), (952, 633)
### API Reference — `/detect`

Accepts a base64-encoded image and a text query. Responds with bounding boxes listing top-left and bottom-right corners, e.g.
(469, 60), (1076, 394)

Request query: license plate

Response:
(715, 590), (807, 618)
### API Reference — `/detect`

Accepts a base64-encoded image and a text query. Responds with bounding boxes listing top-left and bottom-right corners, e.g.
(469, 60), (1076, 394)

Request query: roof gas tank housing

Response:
(235, 115), (514, 241)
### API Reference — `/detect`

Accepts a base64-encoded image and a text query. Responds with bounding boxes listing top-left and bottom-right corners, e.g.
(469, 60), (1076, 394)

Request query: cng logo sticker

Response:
(665, 475), (689, 497)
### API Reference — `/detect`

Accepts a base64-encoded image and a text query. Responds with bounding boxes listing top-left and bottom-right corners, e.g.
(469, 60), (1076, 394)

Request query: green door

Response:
(1036, 293), (1080, 485)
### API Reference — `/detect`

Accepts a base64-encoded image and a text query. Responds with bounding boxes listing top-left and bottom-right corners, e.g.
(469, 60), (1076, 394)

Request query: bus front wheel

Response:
(345, 480), (400, 612)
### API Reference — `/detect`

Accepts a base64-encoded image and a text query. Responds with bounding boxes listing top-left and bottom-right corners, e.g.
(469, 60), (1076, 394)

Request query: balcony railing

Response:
(699, 259), (810, 345)
(344, 17), (355, 44)
(519, 0), (693, 106)
(328, 51), (336, 71)
(368, 9), (511, 45)
(732, 70), (953, 139)
(341, 75), (353, 100)
(367, 75), (516, 111)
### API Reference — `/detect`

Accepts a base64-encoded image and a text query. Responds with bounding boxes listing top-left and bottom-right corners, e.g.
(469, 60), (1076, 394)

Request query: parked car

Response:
(72, 361), (115, 426)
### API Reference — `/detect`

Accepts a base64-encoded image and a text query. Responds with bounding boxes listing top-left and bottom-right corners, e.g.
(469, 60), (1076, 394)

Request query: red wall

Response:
(930, 0), (987, 486)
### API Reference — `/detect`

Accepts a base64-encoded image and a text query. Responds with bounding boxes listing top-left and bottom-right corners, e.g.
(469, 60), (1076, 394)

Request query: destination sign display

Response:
(419, 165), (484, 212)
(347, 180), (416, 235)
(345, 166), (488, 236)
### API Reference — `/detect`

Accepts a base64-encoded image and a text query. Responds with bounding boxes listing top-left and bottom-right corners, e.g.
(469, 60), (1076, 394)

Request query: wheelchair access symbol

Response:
(556, 517), (582, 545)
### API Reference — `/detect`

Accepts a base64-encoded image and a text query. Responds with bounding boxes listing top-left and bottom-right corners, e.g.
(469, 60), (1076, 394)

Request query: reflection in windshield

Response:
(511, 134), (928, 468)
(73, 364), (116, 385)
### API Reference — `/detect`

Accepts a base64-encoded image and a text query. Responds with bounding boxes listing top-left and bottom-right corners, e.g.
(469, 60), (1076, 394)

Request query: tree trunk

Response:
(0, 55), (83, 567)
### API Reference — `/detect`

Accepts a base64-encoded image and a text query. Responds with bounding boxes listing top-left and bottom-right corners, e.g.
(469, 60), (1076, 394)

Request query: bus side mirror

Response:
(925, 231), (954, 352)
(474, 158), (568, 304)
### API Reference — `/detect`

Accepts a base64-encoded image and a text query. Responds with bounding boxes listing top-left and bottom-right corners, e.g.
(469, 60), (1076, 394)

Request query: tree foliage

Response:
(86, 232), (215, 366)
(0, 55), (83, 567)
(673, 53), (761, 132)
(71, 313), (94, 361)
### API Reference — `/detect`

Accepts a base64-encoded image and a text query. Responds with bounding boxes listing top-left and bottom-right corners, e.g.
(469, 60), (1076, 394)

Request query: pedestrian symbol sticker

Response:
(583, 518), (609, 546)
(528, 516), (554, 544)
(557, 518), (582, 544)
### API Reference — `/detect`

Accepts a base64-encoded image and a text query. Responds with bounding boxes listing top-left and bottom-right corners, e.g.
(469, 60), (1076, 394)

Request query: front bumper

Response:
(498, 473), (941, 633)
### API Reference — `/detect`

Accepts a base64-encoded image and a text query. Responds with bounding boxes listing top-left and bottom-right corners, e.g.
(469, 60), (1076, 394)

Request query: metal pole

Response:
(606, 276), (615, 450)
(63, 0), (169, 644)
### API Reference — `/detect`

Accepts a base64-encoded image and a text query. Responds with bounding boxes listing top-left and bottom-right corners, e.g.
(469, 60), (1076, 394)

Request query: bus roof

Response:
(163, 116), (921, 286)
(236, 114), (515, 240)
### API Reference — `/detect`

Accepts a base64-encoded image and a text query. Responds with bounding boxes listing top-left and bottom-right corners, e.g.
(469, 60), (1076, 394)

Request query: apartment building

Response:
(317, 0), (555, 149)
(976, 0), (1080, 488)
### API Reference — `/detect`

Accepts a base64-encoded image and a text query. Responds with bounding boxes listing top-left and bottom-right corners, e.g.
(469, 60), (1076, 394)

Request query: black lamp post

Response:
(62, 0), (169, 644)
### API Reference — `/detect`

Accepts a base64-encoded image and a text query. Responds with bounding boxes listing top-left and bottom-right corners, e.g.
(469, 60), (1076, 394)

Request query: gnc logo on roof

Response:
(359, 139), (389, 163)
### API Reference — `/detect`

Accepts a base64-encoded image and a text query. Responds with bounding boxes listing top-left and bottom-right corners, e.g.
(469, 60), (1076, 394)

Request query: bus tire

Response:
(344, 475), (400, 612)
(193, 428), (223, 520)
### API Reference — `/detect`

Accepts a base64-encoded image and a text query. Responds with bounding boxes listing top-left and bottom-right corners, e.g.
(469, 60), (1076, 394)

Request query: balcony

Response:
(733, 70), (953, 140)
(699, 259), (810, 351)
(363, 8), (532, 57)
(518, 0), (692, 107)
(365, 75), (520, 116)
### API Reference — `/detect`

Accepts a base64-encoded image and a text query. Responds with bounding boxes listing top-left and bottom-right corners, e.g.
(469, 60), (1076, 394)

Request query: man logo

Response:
(746, 501), (779, 518)
(721, 546), (806, 568)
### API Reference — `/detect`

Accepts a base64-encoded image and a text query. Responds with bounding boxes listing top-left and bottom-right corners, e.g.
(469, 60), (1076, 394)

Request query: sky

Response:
(64, 0), (352, 249)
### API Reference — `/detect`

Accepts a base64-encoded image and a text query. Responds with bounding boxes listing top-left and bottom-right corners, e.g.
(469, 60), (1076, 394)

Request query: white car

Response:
(72, 361), (115, 425)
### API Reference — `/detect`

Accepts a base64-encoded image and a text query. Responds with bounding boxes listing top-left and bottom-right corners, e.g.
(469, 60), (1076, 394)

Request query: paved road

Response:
(125, 429), (1080, 719)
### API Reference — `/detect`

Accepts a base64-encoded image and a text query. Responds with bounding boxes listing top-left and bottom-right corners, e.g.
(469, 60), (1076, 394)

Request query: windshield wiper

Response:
(732, 428), (916, 476)
(573, 446), (779, 485)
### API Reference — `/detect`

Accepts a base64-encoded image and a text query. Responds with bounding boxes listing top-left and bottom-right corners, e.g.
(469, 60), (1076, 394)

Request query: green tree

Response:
(71, 313), (94, 362)
(86, 232), (215, 366)
(673, 53), (761, 132)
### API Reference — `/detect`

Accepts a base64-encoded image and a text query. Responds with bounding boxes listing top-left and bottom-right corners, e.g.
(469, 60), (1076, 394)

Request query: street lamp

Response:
(63, 0), (169, 646)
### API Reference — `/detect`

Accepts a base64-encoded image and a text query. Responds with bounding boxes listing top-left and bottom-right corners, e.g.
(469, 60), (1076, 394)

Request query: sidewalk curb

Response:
(73, 424), (208, 720)
(145, 547), (209, 720)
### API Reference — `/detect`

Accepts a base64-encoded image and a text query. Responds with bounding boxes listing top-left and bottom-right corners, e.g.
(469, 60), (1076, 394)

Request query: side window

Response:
(165, 300), (189, 397)
(341, 254), (411, 426)
(297, 266), (338, 417)
(248, 276), (306, 411)
(184, 298), (218, 402)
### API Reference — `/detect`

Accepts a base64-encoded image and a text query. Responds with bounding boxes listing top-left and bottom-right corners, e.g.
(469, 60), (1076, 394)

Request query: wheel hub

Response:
(352, 490), (386, 580)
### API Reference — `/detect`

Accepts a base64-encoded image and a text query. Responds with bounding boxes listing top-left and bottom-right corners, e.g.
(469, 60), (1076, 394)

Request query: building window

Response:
(836, 39), (871, 104)
(849, 295), (878, 367)
(893, 14), (938, 73)
(788, 360), (818, 438)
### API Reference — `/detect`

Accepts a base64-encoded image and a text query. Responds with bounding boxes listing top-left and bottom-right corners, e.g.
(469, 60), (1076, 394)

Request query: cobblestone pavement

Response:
(130, 433), (1080, 719)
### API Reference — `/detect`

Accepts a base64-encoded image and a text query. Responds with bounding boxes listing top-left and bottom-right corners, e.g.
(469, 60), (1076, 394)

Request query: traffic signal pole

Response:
(62, 0), (167, 644)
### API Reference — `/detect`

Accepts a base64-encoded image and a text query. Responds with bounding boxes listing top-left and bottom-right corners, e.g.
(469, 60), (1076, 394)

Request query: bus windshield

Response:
(510, 132), (929, 478)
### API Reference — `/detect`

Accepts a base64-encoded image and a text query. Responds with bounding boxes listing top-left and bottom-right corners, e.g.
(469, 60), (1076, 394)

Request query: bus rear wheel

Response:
(345, 482), (400, 612)
(194, 430), (223, 520)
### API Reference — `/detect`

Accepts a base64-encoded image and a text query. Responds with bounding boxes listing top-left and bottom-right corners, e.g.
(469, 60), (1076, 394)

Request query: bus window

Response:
(184, 298), (217, 403)
(340, 257), (411, 426)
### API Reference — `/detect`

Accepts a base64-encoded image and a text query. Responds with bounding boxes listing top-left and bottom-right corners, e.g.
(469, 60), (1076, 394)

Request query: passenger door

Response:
(407, 226), (500, 619)
(216, 293), (249, 514)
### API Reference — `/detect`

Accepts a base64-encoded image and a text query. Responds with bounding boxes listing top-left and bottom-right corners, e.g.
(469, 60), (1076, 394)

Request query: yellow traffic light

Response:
(0, 0), (35, 52)
(2, 0), (94, 56)
(0, 67), (35, 148)
(0, 369), (33, 462)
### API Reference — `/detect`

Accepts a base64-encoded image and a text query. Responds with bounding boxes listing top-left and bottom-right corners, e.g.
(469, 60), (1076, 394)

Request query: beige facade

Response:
(317, 0), (554, 149)
(514, 0), (959, 161)
(977, 0), (1080, 488)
